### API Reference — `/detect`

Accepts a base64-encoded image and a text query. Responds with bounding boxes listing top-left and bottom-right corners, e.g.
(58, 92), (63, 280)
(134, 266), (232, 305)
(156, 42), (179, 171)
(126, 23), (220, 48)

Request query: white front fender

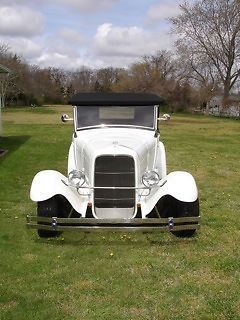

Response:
(141, 171), (198, 216)
(30, 170), (88, 214)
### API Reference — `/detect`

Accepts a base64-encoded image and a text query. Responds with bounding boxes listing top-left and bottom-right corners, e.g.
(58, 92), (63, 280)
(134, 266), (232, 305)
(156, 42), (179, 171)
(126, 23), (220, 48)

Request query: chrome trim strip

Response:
(26, 215), (200, 232)
(76, 125), (155, 132)
(81, 186), (148, 190)
(27, 216), (200, 224)
(27, 224), (200, 232)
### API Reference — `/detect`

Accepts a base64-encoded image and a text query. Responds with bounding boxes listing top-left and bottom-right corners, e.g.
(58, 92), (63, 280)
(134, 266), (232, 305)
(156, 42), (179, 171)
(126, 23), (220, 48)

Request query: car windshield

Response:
(76, 105), (155, 130)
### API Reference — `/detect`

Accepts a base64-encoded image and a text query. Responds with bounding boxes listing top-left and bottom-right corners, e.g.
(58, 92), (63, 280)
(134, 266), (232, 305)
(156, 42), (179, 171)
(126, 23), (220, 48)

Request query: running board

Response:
(26, 216), (200, 232)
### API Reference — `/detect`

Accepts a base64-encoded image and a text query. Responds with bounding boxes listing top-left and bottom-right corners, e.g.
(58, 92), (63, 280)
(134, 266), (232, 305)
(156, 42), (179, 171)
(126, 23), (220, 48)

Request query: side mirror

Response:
(61, 114), (73, 123)
(158, 113), (171, 121)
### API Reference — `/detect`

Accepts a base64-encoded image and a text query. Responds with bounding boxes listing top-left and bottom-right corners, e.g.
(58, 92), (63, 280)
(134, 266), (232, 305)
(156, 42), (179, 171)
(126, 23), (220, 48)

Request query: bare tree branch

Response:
(171, 0), (240, 107)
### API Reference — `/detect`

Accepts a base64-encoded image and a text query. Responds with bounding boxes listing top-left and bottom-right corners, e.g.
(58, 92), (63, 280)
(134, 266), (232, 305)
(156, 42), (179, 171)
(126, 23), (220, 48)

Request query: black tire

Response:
(155, 196), (200, 237)
(37, 196), (61, 238)
(171, 198), (199, 238)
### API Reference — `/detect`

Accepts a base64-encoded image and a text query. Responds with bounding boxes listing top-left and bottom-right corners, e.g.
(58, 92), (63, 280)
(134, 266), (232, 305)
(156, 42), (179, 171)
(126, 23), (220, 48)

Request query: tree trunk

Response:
(222, 80), (231, 111)
(0, 94), (5, 108)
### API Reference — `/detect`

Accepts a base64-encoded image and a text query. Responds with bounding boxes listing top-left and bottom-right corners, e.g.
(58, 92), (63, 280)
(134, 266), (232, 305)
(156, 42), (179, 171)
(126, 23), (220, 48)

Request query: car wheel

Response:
(156, 196), (199, 237)
(37, 196), (61, 238)
(172, 198), (199, 237)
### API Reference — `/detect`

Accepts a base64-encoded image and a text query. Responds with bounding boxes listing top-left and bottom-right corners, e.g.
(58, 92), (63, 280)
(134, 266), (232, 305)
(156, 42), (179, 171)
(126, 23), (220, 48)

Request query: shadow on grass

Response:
(33, 231), (198, 247)
(0, 135), (30, 163)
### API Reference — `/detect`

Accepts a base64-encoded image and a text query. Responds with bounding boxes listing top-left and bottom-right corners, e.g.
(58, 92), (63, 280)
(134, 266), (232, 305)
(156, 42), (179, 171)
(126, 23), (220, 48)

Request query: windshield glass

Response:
(76, 105), (155, 130)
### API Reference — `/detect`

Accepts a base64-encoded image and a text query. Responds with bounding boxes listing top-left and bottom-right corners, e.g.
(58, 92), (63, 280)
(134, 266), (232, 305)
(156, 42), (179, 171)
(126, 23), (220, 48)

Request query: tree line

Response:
(0, 0), (239, 111)
(0, 45), (198, 111)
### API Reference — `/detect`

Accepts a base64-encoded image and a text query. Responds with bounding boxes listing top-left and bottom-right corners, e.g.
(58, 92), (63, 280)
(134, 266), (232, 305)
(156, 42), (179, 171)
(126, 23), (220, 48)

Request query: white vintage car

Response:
(27, 93), (200, 238)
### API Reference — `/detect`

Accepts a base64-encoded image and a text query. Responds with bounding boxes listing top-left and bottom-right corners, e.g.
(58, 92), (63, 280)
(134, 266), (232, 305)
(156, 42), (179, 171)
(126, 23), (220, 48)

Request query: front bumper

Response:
(26, 215), (200, 232)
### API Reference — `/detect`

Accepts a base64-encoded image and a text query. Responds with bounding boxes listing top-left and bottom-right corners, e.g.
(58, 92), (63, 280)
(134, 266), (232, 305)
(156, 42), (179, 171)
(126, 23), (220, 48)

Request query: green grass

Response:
(0, 108), (239, 319)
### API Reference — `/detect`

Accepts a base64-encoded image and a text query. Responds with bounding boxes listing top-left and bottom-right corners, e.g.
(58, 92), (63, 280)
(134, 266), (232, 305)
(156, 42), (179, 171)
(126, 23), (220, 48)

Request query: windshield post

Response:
(154, 105), (159, 133)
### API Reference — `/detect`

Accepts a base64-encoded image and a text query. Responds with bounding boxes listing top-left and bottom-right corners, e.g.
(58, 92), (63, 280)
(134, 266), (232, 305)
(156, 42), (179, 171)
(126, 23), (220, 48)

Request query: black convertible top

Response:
(69, 92), (163, 106)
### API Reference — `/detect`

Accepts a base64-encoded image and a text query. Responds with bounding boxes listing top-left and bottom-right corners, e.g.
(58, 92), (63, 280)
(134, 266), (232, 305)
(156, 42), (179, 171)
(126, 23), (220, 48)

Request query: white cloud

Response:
(36, 53), (74, 68)
(54, 0), (119, 12)
(0, 6), (45, 36)
(44, 28), (84, 57)
(0, 0), (119, 13)
(1, 37), (43, 60)
(32, 28), (94, 69)
(0, 25), (94, 69)
(147, 1), (181, 22)
(58, 28), (84, 45)
(93, 23), (173, 61)
(0, 1), (177, 69)
(35, 52), (102, 69)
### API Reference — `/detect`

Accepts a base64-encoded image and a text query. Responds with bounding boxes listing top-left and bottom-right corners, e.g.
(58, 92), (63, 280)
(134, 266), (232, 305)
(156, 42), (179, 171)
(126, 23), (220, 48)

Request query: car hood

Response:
(74, 128), (156, 175)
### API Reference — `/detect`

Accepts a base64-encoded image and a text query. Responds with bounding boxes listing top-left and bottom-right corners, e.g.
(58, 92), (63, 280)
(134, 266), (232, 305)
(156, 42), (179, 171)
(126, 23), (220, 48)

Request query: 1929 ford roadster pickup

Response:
(27, 92), (200, 237)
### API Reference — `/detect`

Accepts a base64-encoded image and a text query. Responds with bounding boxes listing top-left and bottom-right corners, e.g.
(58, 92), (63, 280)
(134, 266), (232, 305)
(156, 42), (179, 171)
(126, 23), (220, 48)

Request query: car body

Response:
(27, 92), (200, 237)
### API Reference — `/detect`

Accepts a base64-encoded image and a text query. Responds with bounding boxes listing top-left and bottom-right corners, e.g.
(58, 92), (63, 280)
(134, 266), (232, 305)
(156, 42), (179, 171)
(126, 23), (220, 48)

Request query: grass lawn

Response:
(0, 106), (239, 319)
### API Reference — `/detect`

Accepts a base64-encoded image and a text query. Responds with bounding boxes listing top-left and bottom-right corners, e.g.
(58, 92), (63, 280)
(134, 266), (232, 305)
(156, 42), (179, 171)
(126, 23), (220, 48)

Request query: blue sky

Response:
(0, 0), (182, 69)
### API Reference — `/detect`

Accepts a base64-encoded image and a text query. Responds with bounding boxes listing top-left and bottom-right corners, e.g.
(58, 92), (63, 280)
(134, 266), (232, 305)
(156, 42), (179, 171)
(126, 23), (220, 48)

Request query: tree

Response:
(113, 51), (176, 93)
(175, 45), (221, 110)
(0, 61), (10, 135)
(70, 67), (94, 93)
(171, 0), (240, 107)
(0, 64), (10, 108)
(95, 67), (122, 92)
(0, 47), (22, 107)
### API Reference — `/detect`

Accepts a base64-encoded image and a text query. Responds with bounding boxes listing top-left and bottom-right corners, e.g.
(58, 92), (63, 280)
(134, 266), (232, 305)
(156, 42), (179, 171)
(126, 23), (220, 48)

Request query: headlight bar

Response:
(61, 179), (167, 193)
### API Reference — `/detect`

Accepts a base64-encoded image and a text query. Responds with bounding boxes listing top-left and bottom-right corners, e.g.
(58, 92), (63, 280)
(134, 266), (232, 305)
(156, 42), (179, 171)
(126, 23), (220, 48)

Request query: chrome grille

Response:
(94, 156), (135, 208)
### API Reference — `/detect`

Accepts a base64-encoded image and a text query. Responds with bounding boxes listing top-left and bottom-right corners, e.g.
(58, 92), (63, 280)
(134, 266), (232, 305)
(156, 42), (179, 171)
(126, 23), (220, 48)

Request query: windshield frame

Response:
(73, 105), (158, 131)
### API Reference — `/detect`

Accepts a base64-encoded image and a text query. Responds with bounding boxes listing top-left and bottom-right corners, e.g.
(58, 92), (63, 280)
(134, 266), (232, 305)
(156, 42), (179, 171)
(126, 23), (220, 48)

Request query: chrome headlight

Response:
(142, 170), (160, 188)
(68, 170), (86, 188)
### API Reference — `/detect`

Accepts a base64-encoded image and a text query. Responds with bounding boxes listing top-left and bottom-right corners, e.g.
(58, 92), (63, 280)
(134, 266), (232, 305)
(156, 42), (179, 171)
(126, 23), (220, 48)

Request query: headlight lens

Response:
(68, 170), (86, 188)
(142, 170), (160, 188)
